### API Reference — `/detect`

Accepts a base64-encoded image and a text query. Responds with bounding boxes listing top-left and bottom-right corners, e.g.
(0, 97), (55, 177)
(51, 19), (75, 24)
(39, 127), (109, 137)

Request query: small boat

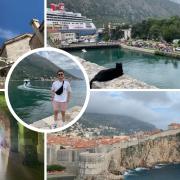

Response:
(23, 79), (31, 87)
(82, 49), (87, 53)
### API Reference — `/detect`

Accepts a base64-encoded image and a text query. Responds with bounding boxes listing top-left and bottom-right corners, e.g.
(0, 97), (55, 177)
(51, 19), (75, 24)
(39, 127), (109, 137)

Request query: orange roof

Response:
(169, 123), (180, 127)
(47, 135), (129, 149)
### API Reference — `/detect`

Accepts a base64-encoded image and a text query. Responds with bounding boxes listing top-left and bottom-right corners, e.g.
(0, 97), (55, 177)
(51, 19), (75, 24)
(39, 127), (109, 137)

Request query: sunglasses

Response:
(58, 73), (64, 76)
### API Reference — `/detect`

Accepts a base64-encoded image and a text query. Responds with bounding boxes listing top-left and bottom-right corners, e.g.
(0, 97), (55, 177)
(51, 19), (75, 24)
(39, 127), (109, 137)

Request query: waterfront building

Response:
(47, 3), (96, 43)
(122, 28), (132, 40)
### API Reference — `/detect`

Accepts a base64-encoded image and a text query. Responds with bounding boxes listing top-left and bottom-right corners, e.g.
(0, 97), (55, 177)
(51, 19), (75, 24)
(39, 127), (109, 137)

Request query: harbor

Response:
(60, 42), (120, 50)
(71, 48), (180, 89)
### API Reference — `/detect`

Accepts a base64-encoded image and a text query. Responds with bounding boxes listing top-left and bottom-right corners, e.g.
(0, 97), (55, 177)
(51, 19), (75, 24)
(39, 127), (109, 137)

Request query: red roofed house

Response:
(168, 123), (180, 130)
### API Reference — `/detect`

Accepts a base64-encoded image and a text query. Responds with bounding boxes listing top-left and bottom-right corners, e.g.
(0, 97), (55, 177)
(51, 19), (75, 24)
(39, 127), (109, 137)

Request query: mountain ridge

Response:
(10, 54), (79, 80)
(79, 112), (157, 135)
(47, 0), (180, 26)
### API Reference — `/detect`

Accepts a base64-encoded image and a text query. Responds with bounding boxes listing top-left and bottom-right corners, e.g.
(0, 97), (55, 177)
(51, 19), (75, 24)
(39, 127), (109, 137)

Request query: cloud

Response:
(0, 27), (18, 40)
(37, 51), (79, 70)
(122, 91), (171, 105)
(86, 91), (180, 129)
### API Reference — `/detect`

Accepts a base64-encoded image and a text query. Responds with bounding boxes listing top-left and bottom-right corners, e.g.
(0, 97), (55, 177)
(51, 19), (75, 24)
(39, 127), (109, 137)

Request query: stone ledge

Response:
(30, 106), (82, 129)
(76, 57), (157, 89)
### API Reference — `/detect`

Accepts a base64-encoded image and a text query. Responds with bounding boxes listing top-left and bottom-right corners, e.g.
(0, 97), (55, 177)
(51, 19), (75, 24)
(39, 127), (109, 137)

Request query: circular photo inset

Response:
(5, 47), (90, 133)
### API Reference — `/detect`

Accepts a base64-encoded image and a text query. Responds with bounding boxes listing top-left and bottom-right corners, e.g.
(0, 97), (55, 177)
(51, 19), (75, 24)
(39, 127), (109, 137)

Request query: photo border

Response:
(5, 47), (90, 133)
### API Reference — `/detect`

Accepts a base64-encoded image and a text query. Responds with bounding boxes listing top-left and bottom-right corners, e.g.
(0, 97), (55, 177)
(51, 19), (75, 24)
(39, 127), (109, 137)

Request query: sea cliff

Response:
(78, 129), (180, 180)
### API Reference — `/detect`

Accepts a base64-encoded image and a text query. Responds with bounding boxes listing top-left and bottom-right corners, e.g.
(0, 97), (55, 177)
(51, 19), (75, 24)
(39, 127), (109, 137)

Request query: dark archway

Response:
(0, 92), (44, 180)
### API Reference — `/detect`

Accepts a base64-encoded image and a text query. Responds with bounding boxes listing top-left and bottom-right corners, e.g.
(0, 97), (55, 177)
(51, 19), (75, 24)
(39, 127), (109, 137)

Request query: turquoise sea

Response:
(8, 80), (86, 124)
(70, 48), (180, 88)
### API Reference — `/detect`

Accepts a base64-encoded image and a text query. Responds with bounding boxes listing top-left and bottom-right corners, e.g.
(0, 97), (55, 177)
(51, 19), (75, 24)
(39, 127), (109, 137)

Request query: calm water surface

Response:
(8, 80), (86, 124)
(70, 48), (180, 88)
(125, 164), (180, 180)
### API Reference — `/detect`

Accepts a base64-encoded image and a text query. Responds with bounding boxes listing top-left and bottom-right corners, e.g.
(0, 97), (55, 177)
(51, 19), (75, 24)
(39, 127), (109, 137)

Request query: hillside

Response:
(78, 113), (157, 135)
(10, 53), (79, 80)
(47, 0), (180, 26)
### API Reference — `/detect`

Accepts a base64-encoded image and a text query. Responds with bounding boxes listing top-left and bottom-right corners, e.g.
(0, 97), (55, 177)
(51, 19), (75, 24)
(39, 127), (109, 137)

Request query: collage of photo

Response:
(1, 0), (180, 180)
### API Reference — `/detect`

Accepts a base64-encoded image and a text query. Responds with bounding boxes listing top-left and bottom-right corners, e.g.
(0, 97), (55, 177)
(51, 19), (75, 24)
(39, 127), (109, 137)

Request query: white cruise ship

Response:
(47, 3), (96, 36)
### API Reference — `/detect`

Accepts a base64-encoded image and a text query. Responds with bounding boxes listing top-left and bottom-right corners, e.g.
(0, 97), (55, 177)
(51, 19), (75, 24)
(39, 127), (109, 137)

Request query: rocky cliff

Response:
(78, 130), (180, 180)
(119, 133), (180, 168)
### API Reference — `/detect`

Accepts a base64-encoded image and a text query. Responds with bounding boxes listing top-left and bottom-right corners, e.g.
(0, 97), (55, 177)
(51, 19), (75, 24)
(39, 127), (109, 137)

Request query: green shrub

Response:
(47, 165), (66, 172)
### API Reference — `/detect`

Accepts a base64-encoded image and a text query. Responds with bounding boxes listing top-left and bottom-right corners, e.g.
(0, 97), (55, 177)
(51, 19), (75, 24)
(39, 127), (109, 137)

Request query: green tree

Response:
(132, 16), (180, 42)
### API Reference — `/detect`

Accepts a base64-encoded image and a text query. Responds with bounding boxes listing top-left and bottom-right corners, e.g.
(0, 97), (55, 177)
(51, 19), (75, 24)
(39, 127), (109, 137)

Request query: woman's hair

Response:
(57, 70), (64, 74)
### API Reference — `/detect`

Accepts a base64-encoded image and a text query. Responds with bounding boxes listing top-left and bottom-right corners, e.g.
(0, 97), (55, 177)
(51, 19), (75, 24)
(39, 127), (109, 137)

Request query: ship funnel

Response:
(50, 3), (64, 11)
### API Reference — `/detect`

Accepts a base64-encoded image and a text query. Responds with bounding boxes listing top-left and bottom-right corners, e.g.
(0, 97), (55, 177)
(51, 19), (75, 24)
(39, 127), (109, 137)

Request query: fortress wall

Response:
(47, 129), (180, 179)
(78, 130), (180, 179)
(79, 152), (111, 177)
(47, 145), (60, 165)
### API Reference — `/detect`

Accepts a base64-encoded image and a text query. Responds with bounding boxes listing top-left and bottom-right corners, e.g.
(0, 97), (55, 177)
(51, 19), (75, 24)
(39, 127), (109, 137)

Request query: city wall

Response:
(47, 129), (180, 180)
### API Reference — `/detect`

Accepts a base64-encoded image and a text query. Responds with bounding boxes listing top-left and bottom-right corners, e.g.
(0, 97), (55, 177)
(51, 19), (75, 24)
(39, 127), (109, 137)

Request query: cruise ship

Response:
(47, 3), (96, 36)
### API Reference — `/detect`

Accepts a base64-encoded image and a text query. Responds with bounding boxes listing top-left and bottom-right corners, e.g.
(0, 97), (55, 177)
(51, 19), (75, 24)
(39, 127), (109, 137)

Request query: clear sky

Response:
(87, 91), (180, 130)
(0, 0), (44, 46)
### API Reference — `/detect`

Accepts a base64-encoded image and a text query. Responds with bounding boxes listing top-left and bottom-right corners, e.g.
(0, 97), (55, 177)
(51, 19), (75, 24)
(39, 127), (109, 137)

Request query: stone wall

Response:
(76, 57), (157, 89)
(30, 35), (43, 49)
(77, 129), (180, 180)
(79, 152), (111, 178)
(47, 129), (180, 179)
(4, 37), (32, 61)
(0, 57), (9, 63)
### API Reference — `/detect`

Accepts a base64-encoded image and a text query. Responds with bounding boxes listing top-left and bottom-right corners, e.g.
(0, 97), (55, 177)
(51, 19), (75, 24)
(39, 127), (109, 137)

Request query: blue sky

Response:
(87, 91), (180, 130)
(0, 0), (44, 46)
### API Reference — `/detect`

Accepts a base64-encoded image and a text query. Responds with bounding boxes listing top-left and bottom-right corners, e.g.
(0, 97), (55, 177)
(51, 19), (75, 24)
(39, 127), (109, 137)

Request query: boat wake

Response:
(17, 84), (50, 93)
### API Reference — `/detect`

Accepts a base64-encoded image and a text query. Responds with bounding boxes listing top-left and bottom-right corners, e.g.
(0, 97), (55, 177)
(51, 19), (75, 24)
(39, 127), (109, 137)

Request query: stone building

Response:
(0, 19), (44, 88)
(29, 19), (44, 49)
(168, 123), (180, 130)
(0, 34), (32, 62)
